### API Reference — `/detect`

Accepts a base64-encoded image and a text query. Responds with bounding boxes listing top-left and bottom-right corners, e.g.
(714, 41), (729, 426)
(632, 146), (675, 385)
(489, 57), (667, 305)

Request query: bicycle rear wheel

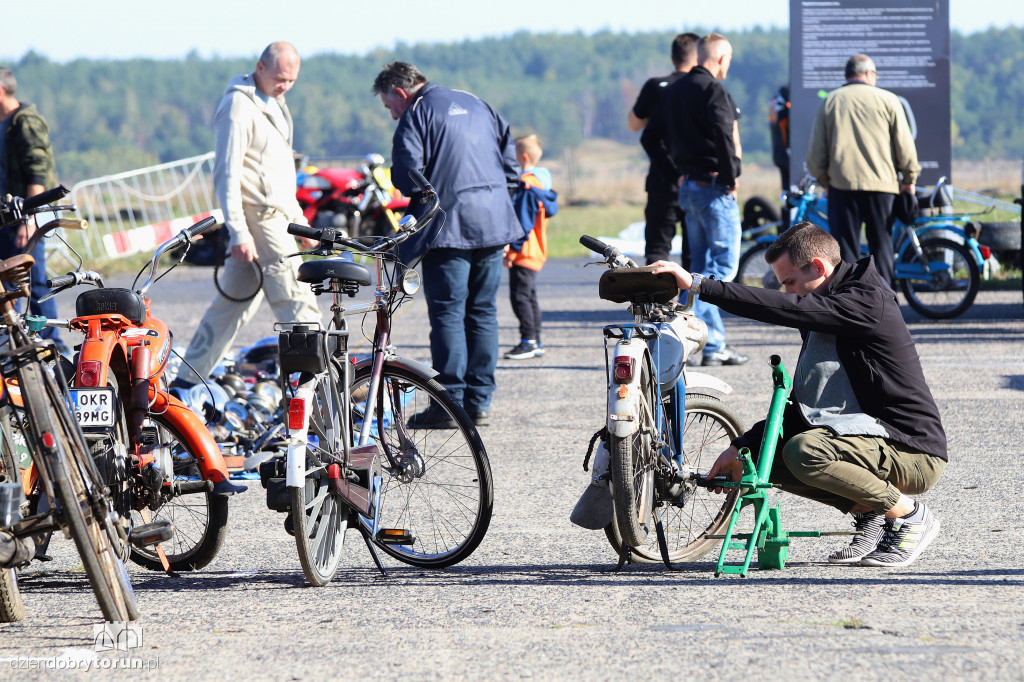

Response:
(0, 405), (25, 622)
(291, 368), (348, 586)
(19, 362), (138, 621)
(607, 360), (657, 549)
(350, 362), (493, 568)
(605, 392), (743, 562)
(898, 237), (980, 319)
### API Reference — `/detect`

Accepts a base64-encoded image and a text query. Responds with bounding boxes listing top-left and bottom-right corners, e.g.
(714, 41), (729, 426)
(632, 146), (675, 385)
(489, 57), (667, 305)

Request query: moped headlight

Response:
(401, 268), (421, 295)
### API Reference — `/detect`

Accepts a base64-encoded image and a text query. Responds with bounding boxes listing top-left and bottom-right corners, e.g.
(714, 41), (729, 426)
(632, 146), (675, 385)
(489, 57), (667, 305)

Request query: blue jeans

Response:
(420, 245), (504, 414)
(677, 181), (741, 355)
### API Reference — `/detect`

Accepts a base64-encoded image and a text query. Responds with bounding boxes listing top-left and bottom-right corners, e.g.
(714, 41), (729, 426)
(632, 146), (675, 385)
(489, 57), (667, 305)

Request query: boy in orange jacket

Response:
(504, 135), (559, 359)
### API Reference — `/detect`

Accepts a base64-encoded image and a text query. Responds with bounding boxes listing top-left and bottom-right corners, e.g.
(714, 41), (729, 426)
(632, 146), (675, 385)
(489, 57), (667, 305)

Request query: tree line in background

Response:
(4, 26), (1022, 185)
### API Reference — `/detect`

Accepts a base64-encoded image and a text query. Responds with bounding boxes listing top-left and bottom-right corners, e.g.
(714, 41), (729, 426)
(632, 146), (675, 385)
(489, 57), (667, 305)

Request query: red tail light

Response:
(979, 245), (992, 260)
(613, 356), (635, 384)
(288, 396), (308, 430)
(78, 361), (102, 387)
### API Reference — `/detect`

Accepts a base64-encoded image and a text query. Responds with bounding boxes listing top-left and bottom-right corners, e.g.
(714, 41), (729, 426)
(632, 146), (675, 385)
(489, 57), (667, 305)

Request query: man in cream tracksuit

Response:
(175, 42), (320, 388)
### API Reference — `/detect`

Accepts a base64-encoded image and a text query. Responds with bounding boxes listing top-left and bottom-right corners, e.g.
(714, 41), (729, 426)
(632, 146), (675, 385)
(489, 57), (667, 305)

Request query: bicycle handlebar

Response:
(23, 186), (70, 212)
(287, 169), (440, 255)
(579, 235), (637, 268)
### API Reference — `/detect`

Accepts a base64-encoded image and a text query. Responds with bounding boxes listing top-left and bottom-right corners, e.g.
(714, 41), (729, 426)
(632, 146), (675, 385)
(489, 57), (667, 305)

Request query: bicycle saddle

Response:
(297, 258), (372, 286)
(599, 267), (679, 304)
(0, 254), (34, 283)
(75, 287), (148, 325)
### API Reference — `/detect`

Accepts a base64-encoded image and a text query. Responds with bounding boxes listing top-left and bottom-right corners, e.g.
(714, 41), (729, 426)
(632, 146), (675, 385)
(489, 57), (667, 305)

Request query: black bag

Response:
(172, 225), (227, 266)
(893, 191), (919, 226)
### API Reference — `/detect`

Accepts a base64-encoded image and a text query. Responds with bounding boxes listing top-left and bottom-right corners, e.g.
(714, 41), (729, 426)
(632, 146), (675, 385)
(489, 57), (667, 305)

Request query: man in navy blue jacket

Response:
(373, 62), (521, 427)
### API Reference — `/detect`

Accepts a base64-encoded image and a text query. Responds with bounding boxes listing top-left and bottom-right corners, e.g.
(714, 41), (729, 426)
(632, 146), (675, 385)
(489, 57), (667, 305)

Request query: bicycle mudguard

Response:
(349, 354), (438, 379)
(607, 339), (650, 438)
(684, 371), (733, 396)
(286, 386), (314, 488)
(147, 387), (231, 483)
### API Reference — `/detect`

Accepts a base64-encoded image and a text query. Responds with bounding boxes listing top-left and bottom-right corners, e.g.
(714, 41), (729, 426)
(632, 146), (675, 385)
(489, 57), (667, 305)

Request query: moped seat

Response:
(599, 267), (679, 304)
(75, 287), (147, 325)
(297, 258), (371, 286)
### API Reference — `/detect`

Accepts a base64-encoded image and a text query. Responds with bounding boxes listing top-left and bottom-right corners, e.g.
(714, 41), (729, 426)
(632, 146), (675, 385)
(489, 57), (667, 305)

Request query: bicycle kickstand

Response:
(358, 526), (389, 578)
(653, 507), (682, 571)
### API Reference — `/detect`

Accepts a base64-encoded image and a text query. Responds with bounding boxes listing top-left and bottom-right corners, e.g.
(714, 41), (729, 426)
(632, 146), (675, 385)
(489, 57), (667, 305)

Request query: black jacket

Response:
(700, 257), (947, 461)
(641, 65), (741, 188)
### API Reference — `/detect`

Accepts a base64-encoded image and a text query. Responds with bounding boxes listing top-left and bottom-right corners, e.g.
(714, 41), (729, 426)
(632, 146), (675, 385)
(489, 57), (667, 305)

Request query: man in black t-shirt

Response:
(629, 33), (699, 266)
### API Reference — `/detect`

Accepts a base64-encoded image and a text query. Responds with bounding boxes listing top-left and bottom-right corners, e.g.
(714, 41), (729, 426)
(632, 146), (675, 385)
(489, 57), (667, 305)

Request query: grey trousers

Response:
(771, 427), (946, 515)
(176, 205), (321, 384)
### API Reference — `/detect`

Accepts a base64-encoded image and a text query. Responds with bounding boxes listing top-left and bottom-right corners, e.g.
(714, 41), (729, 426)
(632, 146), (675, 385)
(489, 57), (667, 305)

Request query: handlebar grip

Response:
(185, 216), (217, 239)
(287, 223), (321, 240)
(46, 274), (76, 289)
(408, 169), (434, 194)
(579, 235), (610, 254)
(23, 186), (70, 212)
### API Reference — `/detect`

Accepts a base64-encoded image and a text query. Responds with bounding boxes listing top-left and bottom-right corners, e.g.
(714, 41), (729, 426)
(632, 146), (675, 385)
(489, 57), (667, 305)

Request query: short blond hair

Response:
(698, 33), (731, 63)
(515, 134), (543, 165)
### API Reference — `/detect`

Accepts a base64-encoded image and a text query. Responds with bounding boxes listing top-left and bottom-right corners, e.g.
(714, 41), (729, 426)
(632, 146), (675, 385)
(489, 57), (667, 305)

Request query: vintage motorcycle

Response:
(296, 153), (409, 238)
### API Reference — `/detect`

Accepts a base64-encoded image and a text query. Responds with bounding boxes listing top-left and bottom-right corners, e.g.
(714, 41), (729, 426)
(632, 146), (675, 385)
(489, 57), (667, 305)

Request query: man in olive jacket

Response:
(0, 67), (65, 352)
(806, 54), (920, 285)
(653, 222), (946, 568)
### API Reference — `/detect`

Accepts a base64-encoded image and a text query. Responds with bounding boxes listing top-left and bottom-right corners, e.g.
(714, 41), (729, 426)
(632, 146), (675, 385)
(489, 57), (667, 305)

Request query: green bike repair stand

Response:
(708, 354), (854, 577)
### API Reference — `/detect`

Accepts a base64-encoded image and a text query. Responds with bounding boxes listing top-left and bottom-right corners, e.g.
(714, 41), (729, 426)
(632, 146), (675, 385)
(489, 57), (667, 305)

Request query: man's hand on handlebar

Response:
(650, 260), (693, 289)
(704, 446), (743, 494)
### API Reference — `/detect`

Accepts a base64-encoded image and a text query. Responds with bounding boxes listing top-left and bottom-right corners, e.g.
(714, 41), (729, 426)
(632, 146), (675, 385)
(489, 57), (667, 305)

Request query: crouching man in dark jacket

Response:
(653, 222), (947, 567)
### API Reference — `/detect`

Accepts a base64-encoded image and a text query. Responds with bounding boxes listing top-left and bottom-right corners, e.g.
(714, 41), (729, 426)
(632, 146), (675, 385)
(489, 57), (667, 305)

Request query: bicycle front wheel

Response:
(735, 242), (781, 289)
(350, 363), (493, 568)
(19, 363), (138, 621)
(291, 367), (348, 586)
(606, 392), (743, 562)
(607, 361), (657, 549)
(128, 415), (229, 572)
(899, 237), (980, 319)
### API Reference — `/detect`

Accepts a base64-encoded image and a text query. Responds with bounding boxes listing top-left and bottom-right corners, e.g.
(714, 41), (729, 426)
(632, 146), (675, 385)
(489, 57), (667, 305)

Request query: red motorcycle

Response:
(296, 153), (409, 238)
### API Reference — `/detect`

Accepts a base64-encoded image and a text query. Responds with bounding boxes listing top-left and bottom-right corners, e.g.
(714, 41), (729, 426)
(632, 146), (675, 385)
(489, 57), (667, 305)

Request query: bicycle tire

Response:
(0, 405), (25, 622)
(350, 362), (493, 568)
(83, 380), (132, 563)
(607, 360), (657, 549)
(899, 237), (980, 319)
(735, 242), (781, 290)
(291, 367), (347, 586)
(605, 392), (743, 563)
(19, 362), (139, 621)
(127, 415), (229, 572)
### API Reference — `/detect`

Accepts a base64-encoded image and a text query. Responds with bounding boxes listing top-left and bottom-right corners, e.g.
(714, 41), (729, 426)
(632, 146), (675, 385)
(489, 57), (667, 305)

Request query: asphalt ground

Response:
(2, 257), (1023, 680)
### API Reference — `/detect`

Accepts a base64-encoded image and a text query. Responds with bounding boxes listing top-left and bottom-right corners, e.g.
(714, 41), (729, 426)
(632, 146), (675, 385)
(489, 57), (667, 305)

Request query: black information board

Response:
(789, 0), (951, 187)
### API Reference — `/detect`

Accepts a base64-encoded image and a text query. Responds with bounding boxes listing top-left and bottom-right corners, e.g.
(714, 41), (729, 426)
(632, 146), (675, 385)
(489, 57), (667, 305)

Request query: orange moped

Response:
(51, 218), (245, 572)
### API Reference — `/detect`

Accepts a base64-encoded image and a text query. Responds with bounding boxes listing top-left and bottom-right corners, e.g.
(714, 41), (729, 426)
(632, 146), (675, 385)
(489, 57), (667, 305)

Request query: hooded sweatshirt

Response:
(213, 73), (304, 248)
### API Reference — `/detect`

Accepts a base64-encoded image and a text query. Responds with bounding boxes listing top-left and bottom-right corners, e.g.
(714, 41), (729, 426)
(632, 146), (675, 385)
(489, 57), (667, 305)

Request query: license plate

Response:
(68, 388), (116, 428)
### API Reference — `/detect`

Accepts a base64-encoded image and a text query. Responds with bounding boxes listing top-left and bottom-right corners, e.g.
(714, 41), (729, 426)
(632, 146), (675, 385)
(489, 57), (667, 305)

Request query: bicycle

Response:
(258, 170), (493, 586)
(736, 176), (986, 319)
(0, 187), (138, 621)
(576, 235), (745, 568)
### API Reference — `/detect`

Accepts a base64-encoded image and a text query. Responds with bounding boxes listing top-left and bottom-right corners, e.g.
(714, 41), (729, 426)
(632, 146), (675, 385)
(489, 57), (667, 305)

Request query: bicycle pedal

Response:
(375, 528), (415, 545)
(129, 520), (174, 548)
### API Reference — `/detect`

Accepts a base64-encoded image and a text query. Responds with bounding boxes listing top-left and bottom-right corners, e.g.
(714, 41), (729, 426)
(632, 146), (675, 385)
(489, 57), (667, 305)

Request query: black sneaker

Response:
(407, 405), (458, 430)
(702, 346), (750, 366)
(860, 502), (940, 567)
(504, 341), (542, 360)
(468, 410), (490, 427)
(828, 511), (886, 564)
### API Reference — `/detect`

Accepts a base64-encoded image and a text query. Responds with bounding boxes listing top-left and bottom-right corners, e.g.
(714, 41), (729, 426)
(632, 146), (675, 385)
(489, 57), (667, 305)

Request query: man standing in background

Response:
(806, 54), (920, 286)
(373, 61), (522, 428)
(644, 33), (748, 367)
(0, 67), (67, 354)
(630, 33), (699, 267)
(174, 42), (320, 396)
